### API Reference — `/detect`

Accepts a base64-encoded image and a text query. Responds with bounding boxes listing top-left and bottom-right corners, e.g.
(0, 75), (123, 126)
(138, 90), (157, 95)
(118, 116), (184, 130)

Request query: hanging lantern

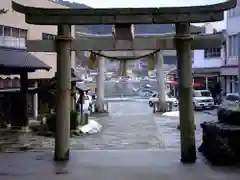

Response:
(147, 53), (155, 70)
(88, 52), (97, 69)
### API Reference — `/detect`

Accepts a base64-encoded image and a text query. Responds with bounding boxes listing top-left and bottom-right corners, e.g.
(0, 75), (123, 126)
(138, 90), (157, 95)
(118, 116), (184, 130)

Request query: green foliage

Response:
(46, 110), (80, 132)
(88, 53), (97, 69)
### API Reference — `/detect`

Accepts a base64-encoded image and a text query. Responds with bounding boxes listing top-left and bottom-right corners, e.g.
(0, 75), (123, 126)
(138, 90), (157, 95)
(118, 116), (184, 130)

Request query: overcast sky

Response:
(68, 0), (227, 30)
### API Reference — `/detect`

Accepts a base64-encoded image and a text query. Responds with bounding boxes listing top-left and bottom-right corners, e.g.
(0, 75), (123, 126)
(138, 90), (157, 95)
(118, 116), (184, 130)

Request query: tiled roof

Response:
(0, 47), (51, 72)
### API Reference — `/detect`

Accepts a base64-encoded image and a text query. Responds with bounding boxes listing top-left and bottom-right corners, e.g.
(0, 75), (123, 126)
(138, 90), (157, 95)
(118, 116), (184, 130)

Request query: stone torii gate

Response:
(12, 0), (236, 163)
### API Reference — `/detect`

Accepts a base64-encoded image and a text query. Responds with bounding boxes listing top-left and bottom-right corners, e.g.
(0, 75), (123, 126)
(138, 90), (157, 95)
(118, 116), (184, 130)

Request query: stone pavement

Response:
(0, 101), (161, 152)
(0, 150), (240, 180)
(1, 101), (239, 179)
(0, 101), (218, 152)
(154, 111), (217, 150)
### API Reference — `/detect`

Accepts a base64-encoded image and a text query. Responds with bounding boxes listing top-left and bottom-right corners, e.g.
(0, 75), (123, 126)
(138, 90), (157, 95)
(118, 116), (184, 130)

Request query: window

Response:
(235, 76), (238, 93)
(0, 25), (3, 36)
(167, 93), (173, 98)
(4, 26), (11, 36)
(42, 33), (56, 40)
(4, 78), (12, 88)
(204, 48), (221, 58)
(152, 93), (157, 98)
(193, 91), (211, 97)
(0, 25), (27, 48)
(226, 94), (240, 101)
(12, 78), (20, 88)
(0, 26), (3, 46)
(19, 29), (27, 48)
(229, 36), (233, 56)
(228, 34), (239, 57)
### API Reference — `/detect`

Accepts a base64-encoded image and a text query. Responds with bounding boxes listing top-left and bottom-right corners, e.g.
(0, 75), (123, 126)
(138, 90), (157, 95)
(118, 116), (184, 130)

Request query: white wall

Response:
(227, 16), (240, 35)
(226, 16), (240, 66)
(192, 50), (223, 68)
(226, 3), (240, 66)
(191, 23), (224, 68)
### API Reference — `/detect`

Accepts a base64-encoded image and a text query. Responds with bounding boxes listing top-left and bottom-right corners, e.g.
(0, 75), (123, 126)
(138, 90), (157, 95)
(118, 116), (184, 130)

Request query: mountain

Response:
(56, 0), (90, 8)
(57, 1), (203, 69)
(57, 1), (205, 35)
(56, 1), (90, 33)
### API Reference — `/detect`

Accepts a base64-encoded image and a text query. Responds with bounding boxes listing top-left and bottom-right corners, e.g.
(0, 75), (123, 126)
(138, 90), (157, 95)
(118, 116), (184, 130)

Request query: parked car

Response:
(148, 92), (178, 107)
(217, 93), (240, 124)
(193, 90), (214, 110)
(139, 89), (154, 97)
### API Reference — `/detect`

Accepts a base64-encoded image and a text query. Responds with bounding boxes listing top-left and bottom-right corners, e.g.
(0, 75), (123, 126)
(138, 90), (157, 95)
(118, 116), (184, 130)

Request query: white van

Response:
(193, 90), (214, 110)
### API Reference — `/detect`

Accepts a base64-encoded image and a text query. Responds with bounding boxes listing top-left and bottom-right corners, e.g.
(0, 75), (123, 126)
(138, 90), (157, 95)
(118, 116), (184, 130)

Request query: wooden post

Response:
(175, 23), (196, 163)
(11, 71), (29, 130)
(33, 81), (38, 119)
(55, 24), (71, 161)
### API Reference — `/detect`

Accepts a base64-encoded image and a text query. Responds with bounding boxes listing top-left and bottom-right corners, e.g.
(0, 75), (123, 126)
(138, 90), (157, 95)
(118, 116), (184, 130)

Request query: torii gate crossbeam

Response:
(26, 33), (223, 52)
(11, 0), (236, 163)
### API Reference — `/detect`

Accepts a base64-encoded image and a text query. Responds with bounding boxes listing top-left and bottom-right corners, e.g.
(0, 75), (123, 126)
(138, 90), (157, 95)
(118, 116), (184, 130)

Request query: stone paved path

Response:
(1, 150), (240, 180)
(0, 101), (217, 152)
(154, 111), (217, 150)
(70, 101), (163, 150)
(0, 101), (163, 152)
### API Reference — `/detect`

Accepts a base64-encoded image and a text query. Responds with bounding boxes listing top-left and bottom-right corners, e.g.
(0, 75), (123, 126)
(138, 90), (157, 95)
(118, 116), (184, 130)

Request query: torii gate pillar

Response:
(96, 56), (105, 112)
(156, 51), (167, 112)
(175, 23), (196, 163)
(54, 25), (71, 161)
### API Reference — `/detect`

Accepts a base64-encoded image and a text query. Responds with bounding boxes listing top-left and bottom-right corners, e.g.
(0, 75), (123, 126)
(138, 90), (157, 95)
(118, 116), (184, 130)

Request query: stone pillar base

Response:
(54, 149), (70, 161)
(158, 101), (168, 112)
(153, 101), (168, 113)
(93, 103), (109, 113)
(95, 107), (108, 113)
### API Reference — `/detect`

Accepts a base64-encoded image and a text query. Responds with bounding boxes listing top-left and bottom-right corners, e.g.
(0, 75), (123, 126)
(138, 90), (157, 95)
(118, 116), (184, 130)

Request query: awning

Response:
(0, 47), (51, 74)
(166, 80), (202, 87)
(168, 67), (220, 76)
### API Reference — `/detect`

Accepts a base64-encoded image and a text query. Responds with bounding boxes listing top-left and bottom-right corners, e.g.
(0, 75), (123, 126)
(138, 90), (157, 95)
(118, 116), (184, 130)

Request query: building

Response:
(0, 0), (72, 87)
(0, 0), (73, 118)
(169, 23), (226, 90)
(224, 1), (240, 93)
(192, 23), (226, 90)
